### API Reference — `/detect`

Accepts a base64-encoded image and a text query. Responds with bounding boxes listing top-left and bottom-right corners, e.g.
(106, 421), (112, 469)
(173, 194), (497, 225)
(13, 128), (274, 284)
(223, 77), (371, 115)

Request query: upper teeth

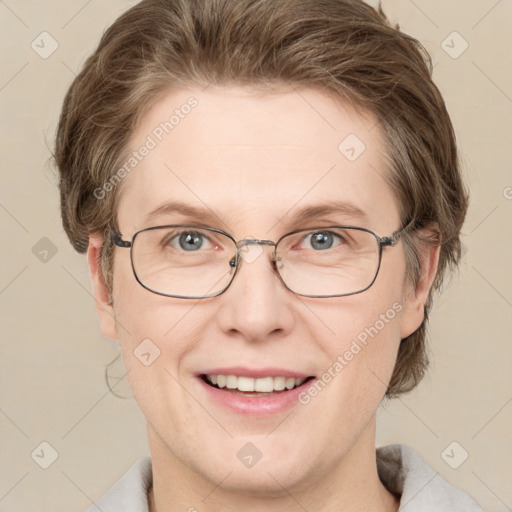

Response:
(206, 375), (307, 392)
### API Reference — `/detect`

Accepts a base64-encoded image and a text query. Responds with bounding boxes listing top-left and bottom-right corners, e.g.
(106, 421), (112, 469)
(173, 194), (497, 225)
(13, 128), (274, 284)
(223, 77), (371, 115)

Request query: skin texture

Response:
(88, 85), (439, 512)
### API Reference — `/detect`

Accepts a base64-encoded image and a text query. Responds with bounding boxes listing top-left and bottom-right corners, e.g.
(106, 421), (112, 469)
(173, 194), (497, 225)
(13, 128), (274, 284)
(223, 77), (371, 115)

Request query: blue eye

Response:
(178, 232), (204, 251)
(164, 231), (214, 252)
(305, 231), (341, 250)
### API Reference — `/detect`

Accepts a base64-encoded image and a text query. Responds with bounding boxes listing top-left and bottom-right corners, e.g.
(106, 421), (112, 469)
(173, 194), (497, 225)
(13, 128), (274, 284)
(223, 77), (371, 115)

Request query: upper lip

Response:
(198, 367), (315, 379)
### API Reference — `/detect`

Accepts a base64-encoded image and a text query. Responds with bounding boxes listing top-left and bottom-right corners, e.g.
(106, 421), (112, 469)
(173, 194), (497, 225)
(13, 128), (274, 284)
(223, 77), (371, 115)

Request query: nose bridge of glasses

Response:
(233, 238), (278, 267)
(236, 238), (276, 249)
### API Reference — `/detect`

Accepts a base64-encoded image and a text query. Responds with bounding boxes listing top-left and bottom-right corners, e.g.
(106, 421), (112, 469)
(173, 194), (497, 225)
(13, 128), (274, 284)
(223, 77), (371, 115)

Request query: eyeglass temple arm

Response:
(111, 232), (132, 248)
(380, 222), (413, 247)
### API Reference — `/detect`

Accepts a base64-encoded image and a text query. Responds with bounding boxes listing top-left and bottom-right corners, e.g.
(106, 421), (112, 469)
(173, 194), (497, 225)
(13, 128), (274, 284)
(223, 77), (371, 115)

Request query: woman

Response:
(54, 0), (483, 510)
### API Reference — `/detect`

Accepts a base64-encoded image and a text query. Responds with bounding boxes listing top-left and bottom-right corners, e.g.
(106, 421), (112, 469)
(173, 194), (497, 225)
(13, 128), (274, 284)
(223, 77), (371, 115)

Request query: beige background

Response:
(0, 0), (511, 510)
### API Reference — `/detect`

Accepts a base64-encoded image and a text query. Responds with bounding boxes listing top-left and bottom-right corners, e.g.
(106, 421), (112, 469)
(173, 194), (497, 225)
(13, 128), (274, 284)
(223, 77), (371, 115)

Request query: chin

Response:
(206, 465), (310, 498)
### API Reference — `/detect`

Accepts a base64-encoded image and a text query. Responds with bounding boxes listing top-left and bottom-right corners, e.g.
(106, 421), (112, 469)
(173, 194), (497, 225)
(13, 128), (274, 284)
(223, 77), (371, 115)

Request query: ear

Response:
(400, 230), (441, 339)
(87, 235), (118, 340)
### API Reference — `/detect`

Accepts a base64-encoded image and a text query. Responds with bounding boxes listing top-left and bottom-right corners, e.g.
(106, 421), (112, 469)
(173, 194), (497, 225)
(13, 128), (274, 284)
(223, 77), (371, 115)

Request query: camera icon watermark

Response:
(134, 338), (161, 366)
(31, 31), (59, 59)
(441, 31), (469, 59)
(31, 441), (59, 469)
(338, 133), (366, 162)
(503, 186), (512, 200)
(236, 442), (262, 468)
(441, 441), (469, 469)
(32, 237), (58, 263)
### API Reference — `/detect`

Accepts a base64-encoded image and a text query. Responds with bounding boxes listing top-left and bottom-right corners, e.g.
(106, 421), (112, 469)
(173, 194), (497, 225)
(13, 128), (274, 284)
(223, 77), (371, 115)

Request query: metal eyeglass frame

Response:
(111, 224), (410, 299)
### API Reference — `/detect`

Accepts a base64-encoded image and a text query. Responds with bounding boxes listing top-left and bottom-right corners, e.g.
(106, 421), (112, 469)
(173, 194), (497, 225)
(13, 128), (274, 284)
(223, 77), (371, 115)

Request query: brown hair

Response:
(55, 0), (468, 397)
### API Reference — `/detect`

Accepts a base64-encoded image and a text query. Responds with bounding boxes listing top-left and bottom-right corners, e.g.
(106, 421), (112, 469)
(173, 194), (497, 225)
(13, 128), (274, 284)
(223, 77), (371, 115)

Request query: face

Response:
(89, 85), (432, 495)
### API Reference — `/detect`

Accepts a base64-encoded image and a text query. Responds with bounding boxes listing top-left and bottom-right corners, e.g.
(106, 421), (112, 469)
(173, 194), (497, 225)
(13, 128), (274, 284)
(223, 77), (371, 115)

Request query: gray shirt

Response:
(84, 444), (483, 511)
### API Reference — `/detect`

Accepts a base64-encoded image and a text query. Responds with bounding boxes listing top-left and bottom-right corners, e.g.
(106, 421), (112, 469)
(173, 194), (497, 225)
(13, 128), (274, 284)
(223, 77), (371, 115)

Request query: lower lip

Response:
(197, 376), (316, 417)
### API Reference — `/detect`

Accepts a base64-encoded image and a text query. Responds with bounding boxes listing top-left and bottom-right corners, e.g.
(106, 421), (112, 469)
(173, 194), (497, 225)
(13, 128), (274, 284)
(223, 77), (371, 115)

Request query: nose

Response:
(215, 241), (295, 343)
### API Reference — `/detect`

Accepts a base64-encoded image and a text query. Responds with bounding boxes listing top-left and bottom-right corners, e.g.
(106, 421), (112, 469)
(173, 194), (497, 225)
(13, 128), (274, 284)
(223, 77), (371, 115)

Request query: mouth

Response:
(199, 373), (315, 397)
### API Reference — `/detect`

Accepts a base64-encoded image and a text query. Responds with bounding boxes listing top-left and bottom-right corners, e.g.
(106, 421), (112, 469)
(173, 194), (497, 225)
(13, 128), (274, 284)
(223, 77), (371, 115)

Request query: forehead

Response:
(117, 85), (400, 236)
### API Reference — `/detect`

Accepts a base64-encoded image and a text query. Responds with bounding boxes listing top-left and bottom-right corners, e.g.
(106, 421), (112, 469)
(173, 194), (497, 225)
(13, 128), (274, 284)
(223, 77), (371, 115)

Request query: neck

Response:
(147, 420), (399, 512)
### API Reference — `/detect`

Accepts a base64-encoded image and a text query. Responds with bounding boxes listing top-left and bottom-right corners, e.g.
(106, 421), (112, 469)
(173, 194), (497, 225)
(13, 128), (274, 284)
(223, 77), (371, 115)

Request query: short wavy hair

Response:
(54, 0), (468, 397)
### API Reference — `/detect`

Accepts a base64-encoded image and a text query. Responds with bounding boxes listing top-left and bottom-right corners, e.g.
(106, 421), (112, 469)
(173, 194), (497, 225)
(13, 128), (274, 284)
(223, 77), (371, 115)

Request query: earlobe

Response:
(87, 235), (118, 340)
(400, 234), (441, 339)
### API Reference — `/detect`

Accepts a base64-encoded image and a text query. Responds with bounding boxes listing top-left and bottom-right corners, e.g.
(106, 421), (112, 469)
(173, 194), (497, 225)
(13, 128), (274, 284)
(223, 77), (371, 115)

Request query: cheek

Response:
(311, 256), (406, 413)
(287, 295), (404, 473)
(111, 295), (208, 439)
(113, 286), (205, 366)
(302, 300), (403, 464)
(111, 254), (186, 341)
(110, 257), (204, 395)
(321, 297), (403, 388)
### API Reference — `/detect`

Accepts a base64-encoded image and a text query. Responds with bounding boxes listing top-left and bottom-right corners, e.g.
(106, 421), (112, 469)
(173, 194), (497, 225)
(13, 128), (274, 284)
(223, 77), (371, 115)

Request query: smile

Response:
(195, 365), (318, 415)
(202, 374), (313, 394)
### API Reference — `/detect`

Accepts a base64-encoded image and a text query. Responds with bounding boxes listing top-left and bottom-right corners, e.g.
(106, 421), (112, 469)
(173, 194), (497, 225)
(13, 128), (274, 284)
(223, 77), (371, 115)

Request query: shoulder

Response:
(83, 456), (152, 512)
(377, 444), (483, 511)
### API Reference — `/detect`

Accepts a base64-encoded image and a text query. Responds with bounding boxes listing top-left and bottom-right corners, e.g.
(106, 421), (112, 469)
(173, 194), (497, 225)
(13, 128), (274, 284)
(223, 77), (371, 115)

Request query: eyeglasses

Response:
(111, 224), (408, 299)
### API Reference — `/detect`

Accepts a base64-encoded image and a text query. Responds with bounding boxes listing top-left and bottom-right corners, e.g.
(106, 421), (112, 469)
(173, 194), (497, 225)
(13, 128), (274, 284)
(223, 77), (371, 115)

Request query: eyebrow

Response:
(141, 199), (368, 229)
(283, 201), (368, 225)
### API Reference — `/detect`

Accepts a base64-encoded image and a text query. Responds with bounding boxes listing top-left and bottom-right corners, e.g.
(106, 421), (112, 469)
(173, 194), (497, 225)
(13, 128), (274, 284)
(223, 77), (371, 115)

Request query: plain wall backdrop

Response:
(0, 0), (511, 510)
